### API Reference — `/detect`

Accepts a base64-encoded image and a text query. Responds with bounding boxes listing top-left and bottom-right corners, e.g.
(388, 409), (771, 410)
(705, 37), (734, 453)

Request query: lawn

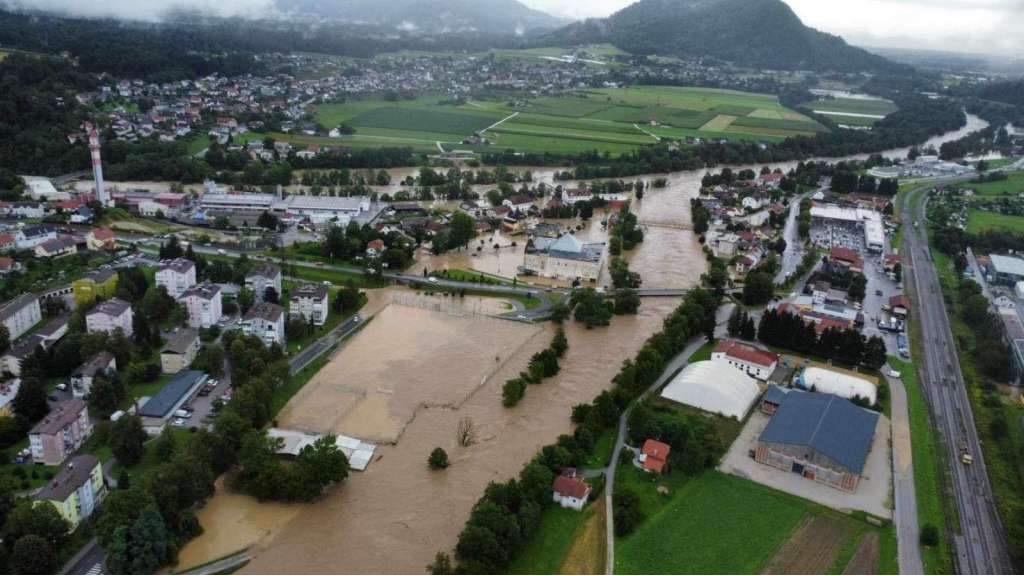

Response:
(965, 209), (1024, 234)
(888, 356), (953, 574)
(0, 438), (60, 491)
(582, 427), (617, 468)
(964, 171), (1024, 197)
(107, 427), (195, 484)
(508, 504), (597, 574)
(686, 339), (717, 363)
(615, 471), (895, 574)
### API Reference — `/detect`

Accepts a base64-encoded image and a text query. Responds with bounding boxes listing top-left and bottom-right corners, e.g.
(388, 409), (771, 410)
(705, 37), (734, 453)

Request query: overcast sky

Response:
(17, 0), (1024, 56)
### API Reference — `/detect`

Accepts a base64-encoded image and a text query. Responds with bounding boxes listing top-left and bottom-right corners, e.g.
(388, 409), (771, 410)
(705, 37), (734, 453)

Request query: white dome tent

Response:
(659, 360), (760, 419)
(797, 367), (877, 405)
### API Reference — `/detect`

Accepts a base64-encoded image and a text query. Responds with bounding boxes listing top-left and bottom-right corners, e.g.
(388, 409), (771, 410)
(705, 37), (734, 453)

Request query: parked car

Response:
(171, 418), (187, 427)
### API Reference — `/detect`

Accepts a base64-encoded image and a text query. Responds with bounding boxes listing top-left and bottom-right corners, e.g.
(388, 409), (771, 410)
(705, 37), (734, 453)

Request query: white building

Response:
(20, 176), (70, 201)
(522, 234), (605, 282)
(0, 294), (42, 341)
(85, 298), (134, 337)
(14, 226), (56, 250)
(242, 302), (285, 345)
(796, 366), (877, 405)
(660, 360), (760, 419)
(70, 351), (117, 399)
(563, 189), (594, 206)
(245, 264), (282, 303)
(155, 258), (197, 298)
(179, 283), (223, 329)
(552, 473), (591, 511)
(289, 283), (329, 326)
(160, 329), (200, 374)
(711, 340), (779, 381)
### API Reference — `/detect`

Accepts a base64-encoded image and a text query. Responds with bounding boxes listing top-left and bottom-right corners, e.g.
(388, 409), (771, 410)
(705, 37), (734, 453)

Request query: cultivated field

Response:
(308, 86), (827, 156)
(803, 97), (899, 125)
(966, 209), (1024, 233)
(965, 171), (1024, 196)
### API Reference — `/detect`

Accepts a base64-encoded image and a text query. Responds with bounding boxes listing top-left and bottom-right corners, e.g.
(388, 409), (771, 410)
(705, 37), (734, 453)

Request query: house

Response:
(889, 295), (909, 319)
(0, 294), (42, 341)
(289, 283), (329, 326)
(0, 256), (20, 276)
(0, 379), (19, 417)
(73, 269), (118, 307)
(521, 234), (605, 282)
(86, 228), (117, 251)
(34, 314), (68, 348)
(34, 235), (78, 259)
(246, 264), (282, 303)
(69, 206), (94, 224)
(15, 226), (56, 250)
(161, 329), (200, 374)
(563, 189), (594, 206)
(70, 351), (116, 399)
(85, 298), (134, 337)
(711, 340), (779, 381)
(34, 455), (107, 530)
(155, 258), (197, 298)
(180, 283), (223, 328)
(365, 239), (385, 258)
(503, 195), (534, 213)
(552, 470), (591, 511)
(828, 247), (864, 274)
(756, 390), (880, 492)
(243, 302), (285, 345)
(0, 233), (15, 253)
(29, 399), (92, 465)
(639, 439), (670, 474)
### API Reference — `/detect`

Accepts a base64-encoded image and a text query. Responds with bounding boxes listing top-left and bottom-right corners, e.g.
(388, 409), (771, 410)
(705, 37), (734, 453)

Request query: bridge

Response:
(642, 220), (694, 231)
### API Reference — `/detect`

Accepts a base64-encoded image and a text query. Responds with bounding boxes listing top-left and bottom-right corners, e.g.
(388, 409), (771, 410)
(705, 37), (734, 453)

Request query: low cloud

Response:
(8, 0), (277, 21)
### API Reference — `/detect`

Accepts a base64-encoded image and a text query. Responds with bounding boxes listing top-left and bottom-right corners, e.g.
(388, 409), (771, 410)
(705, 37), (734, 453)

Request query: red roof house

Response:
(640, 439), (671, 474)
(552, 472), (592, 510)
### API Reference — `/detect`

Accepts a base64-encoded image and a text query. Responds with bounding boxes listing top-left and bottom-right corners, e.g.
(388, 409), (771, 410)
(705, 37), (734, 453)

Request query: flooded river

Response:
(176, 115), (988, 574)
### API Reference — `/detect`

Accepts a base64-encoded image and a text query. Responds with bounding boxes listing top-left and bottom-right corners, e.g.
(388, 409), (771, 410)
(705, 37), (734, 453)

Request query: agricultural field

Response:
(509, 502), (605, 574)
(964, 171), (1024, 196)
(803, 97), (899, 125)
(306, 86), (827, 157)
(966, 209), (1024, 234)
(615, 472), (897, 574)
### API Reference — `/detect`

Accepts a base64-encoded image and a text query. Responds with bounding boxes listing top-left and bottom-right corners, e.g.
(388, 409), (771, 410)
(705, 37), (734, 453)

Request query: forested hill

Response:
(979, 79), (1024, 109)
(548, 0), (905, 73)
(274, 0), (567, 33)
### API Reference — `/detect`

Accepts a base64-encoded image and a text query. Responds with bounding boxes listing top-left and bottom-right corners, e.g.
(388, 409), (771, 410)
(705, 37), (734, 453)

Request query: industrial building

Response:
(810, 205), (884, 253)
(756, 387), (880, 492)
(199, 192), (384, 226)
(138, 370), (207, 425)
(988, 254), (1024, 286)
(659, 360), (760, 419)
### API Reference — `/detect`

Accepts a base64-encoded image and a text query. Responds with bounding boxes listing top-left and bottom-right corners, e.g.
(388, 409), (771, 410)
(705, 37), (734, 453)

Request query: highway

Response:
(900, 180), (1013, 574)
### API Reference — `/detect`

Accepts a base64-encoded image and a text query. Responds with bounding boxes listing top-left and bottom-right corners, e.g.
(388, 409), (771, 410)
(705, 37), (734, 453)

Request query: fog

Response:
(6, 0), (277, 21)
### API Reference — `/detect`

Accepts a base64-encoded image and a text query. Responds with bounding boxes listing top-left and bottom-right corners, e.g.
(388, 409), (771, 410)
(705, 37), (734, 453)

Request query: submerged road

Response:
(900, 181), (1013, 574)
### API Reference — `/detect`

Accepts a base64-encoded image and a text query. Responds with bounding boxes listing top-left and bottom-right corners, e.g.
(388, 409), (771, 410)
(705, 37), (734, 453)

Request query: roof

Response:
(552, 474), (591, 499)
(157, 258), (196, 275)
(138, 370), (206, 418)
(799, 366), (877, 405)
(35, 455), (100, 502)
(30, 398), (87, 436)
(38, 236), (77, 253)
(528, 234), (604, 263)
(87, 298), (132, 318)
(247, 263), (281, 281)
(180, 282), (222, 301)
(641, 439), (670, 473)
(90, 227), (116, 241)
(759, 391), (880, 474)
(0, 293), (39, 322)
(990, 254), (1024, 277)
(713, 340), (779, 369)
(660, 360), (760, 419)
(0, 256), (11, 270)
(290, 283), (328, 301)
(829, 246), (862, 264)
(161, 329), (199, 355)
(82, 269), (117, 284)
(889, 295), (909, 309)
(73, 351), (115, 378)
(763, 384), (790, 406)
(245, 301), (284, 323)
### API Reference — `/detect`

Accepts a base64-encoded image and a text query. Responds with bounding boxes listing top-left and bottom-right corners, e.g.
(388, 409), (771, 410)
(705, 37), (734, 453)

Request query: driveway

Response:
(718, 411), (892, 519)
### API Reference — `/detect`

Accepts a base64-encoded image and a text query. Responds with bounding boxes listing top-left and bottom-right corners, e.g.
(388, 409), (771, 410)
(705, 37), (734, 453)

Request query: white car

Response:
(428, 277), (439, 283)
(171, 418), (187, 427)
(887, 368), (902, 378)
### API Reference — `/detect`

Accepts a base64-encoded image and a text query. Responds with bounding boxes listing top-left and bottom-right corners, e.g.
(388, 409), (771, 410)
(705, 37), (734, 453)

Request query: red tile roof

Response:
(829, 246), (862, 265)
(642, 439), (670, 473)
(91, 227), (116, 241)
(713, 339), (779, 368)
(0, 256), (13, 270)
(552, 475), (591, 499)
(366, 239), (385, 251)
(890, 295), (909, 310)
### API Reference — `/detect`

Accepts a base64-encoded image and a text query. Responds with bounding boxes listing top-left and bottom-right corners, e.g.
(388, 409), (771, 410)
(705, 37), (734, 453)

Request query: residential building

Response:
(160, 329), (200, 374)
(0, 256), (21, 275)
(246, 264), (282, 303)
(86, 228), (117, 251)
(0, 379), (20, 417)
(711, 339), (779, 381)
(0, 294), (41, 341)
(756, 390), (880, 492)
(73, 269), (119, 307)
(828, 247), (864, 274)
(243, 302), (285, 345)
(552, 470), (591, 511)
(70, 351), (117, 398)
(155, 258), (197, 298)
(29, 399), (92, 465)
(85, 298), (134, 337)
(34, 236), (79, 259)
(289, 283), (329, 326)
(889, 295), (909, 319)
(35, 455), (107, 530)
(180, 283), (223, 328)
(14, 226), (56, 250)
(521, 234), (605, 282)
(0, 234), (15, 253)
(365, 239), (385, 258)
(639, 439), (670, 474)
(503, 195), (534, 213)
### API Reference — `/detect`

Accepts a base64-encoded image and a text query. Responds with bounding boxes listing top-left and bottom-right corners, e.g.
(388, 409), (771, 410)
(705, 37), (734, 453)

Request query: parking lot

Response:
(718, 410), (893, 519)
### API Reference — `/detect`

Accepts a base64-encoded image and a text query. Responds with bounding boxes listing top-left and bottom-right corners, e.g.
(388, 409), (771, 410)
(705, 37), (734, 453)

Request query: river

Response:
(176, 114), (988, 574)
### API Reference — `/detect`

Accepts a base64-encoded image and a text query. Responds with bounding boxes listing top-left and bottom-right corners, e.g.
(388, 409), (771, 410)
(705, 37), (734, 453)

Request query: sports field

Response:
(309, 86), (828, 156)
(804, 96), (899, 126)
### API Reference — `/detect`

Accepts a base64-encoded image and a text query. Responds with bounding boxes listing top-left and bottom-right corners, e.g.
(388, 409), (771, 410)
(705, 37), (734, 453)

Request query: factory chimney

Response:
(85, 122), (111, 207)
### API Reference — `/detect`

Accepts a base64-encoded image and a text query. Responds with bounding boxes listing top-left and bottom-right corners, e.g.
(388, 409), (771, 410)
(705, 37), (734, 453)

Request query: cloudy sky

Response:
(17, 0), (1024, 56)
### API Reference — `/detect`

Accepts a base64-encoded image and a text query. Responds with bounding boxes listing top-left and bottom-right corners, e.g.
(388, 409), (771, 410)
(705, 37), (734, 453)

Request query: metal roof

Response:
(991, 254), (1024, 278)
(138, 370), (205, 418)
(759, 390), (879, 474)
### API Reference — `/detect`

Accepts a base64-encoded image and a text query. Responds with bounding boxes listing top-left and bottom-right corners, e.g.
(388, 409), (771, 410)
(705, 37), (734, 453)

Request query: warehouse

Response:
(138, 370), (207, 428)
(988, 254), (1024, 286)
(660, 360), (760, 419)
(796, 366), (877, 406)
(756, 389), (880, 492)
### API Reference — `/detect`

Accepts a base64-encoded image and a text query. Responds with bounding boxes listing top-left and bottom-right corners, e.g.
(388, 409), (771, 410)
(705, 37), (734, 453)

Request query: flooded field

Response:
(276, 303), (542, 443)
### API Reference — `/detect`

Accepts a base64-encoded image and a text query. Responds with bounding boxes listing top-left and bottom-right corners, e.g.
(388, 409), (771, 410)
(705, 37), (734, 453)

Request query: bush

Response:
(428, 447), (449, 470)
(920, 523), (939, 547)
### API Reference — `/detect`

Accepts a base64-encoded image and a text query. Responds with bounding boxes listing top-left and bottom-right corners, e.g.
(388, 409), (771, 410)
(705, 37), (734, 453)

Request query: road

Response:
(774, 189), (815, 284)
(289, 313), (363, 375)
(62, 538), (105, 575)
(885, 368), (925, 575)
(900, 180), (1013, 574)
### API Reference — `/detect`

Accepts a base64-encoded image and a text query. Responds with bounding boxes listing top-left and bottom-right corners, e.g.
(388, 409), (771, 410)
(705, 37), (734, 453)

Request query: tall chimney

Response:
(85, 122), (111, 207)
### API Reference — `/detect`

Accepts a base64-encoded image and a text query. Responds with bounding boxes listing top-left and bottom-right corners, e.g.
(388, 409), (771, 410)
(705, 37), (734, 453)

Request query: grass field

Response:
(615, 471), (897, 574)
(509, 504), (600, 574)
(306, 86), (826, 157)
(965, 209), (1024, 234)
(963, 172), (1024, 196)
(803, 97), (899, 125)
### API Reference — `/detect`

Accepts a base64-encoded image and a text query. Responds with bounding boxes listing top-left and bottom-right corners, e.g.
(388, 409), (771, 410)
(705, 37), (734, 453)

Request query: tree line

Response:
(502, 328), (568, 407)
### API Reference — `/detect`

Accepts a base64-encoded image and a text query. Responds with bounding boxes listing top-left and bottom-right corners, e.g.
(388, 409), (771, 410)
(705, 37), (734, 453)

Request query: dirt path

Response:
(762, 515), (856, 575)
(842, 532), (880, 575)
(560, 500), (606, 575)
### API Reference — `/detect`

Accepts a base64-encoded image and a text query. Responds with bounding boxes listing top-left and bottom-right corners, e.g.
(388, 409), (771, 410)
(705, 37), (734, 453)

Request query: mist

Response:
(6, 0), (279, 21)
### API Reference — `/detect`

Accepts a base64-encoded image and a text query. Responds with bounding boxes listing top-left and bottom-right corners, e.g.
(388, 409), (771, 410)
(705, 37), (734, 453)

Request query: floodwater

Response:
(177, 116), (989, 574)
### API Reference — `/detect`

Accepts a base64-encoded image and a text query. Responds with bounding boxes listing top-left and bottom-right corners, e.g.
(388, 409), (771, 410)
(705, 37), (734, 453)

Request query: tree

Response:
(428, 447), (450, 470)
(448, 212), (476, 250)
(863, 337), (887, 370)
(257, 211), (279, 230)
(848, 273), (867, 302)
(154, 427), (176, 460)
(12, 376), (49, 424)
(11, 534), (57, 575)
(0, 324), (8, 353)
(2, 501), (69, 548)
(613, 288), (641, 315)
(613, 487), (644, 536)
(263, 286), (279, 305)
(551, 328), (568, 358)
(89, 373), (126, 418)
(920, 523), (939, 547)
(96, 486), (157, 546)
(237, 287), (255, 314)
(106, 507), (172, 575)
(110, 416), (147, 466)
(333, 281), (361, 315)
(427, 551), (453, 575)
(294, 435), (350, 497)
(742, 272), (775, 305)
(502, 378), (526, 407)
(571, 288), (612, 328)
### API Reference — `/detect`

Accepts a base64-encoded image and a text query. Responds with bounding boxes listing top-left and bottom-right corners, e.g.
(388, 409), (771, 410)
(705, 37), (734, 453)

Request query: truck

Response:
(959, 440), (973, 465)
